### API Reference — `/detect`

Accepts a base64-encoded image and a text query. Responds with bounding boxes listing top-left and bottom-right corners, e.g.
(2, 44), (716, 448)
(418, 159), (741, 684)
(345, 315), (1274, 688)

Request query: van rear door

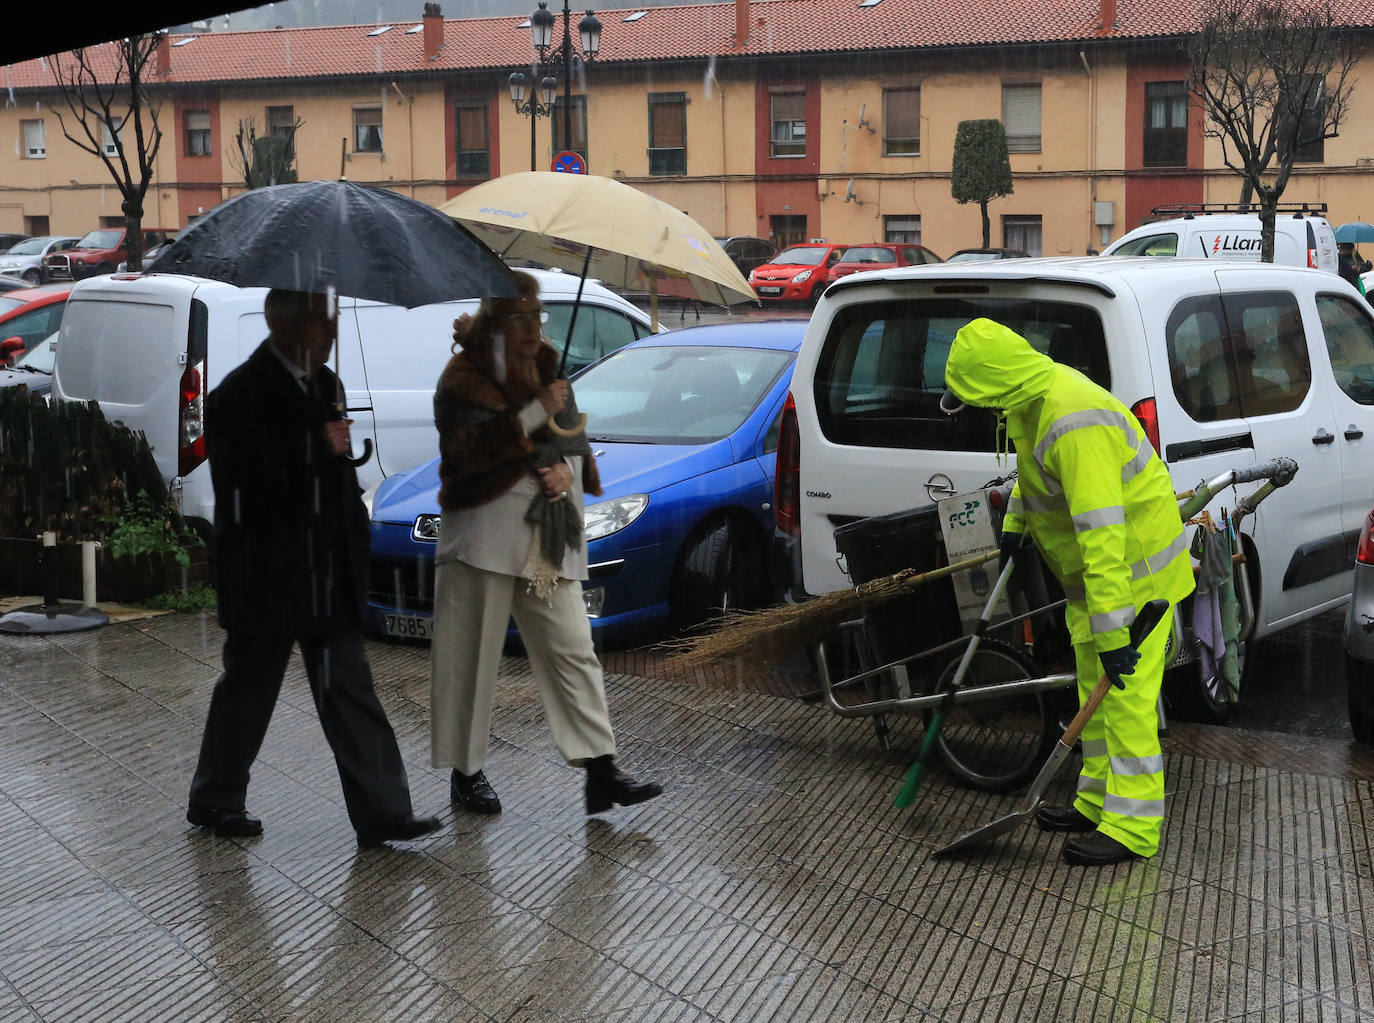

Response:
(54, 282), (185, 481)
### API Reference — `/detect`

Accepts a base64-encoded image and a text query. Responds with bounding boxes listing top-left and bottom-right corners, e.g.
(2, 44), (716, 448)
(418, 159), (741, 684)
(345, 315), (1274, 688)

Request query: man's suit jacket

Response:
(206, 340), (370, 635)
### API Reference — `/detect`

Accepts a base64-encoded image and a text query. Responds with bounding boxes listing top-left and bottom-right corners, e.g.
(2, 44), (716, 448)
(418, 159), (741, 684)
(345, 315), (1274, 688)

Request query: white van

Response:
(776, 257), (1374, 717)
(51, 269), (656, 536)
(1101, 204), (1337, 273)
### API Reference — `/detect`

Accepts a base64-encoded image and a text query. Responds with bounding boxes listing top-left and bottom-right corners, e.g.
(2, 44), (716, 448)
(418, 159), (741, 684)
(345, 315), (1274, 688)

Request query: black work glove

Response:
(1099, 645), (1141, 690)
(997, 530), (1026, 574)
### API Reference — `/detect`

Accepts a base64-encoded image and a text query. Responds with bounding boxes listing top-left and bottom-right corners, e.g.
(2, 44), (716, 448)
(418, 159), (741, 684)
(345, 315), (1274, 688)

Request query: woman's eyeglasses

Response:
(503, 309), (549, 329)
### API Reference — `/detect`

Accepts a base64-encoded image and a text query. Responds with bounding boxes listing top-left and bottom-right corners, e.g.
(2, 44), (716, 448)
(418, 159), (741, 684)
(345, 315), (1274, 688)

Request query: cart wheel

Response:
(1164, 637), (1249, 724)
(929, 637), (1057, 792)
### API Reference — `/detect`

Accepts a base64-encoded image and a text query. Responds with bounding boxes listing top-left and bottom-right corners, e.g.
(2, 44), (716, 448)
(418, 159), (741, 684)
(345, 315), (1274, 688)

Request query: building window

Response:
(353, 106), (383, 153)
(552, 96), (588, 163)
(1001, 83), (1041, 153)
(770, 91), (806, 158)
(648, 92), (686, 176)
(266, 105), (296, 142)
(884, 216), (921, 245)
(454, 101), (490, 179)
(1003, 215), (1043, 257)
(1282, 75), (1326, 163)
(21, 119), (46, 159)
(770, 214), (807, 249)
(1143, 82), (1188, 167)
(882, 88), (920, 156)
(25, 215), (50, 236)
(101, 119), (124, 157)
(184, 110), (211, 156)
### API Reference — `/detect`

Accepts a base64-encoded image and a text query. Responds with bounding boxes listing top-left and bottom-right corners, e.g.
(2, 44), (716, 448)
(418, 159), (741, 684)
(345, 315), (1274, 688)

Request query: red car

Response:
(44, 226), (175, 281)
(826, 243), (943, 284)
(0, 284), (73, 365)
(750, 244), (848, 303)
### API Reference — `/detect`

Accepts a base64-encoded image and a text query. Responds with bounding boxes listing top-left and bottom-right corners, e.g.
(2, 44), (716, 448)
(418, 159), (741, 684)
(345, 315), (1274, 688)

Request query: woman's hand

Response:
(538, 462), (575, 502)
(539, 379), (570, 416)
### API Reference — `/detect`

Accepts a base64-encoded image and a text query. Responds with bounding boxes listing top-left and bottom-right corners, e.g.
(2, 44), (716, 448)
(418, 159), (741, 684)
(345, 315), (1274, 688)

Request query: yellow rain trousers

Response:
(945, 318), (1195, 857)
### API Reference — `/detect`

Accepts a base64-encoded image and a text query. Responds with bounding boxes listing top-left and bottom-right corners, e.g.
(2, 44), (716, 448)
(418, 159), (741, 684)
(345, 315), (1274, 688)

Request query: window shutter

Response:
(650, 98), (685, 149)
(1002, 84), (1041, 152)
(772, 92), (804, 122)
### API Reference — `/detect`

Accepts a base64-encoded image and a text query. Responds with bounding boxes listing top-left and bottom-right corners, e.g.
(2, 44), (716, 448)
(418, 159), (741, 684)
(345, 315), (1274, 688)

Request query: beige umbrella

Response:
(437, 172), (757, 338)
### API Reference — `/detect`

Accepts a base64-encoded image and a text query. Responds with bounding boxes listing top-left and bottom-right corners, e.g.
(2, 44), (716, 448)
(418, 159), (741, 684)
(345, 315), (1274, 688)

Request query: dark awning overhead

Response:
(1, 2), (265, 66)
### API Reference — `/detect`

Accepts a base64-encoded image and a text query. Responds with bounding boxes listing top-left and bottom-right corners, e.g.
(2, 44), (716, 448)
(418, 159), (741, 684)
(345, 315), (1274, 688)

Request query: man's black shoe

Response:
(187, 805), (263, 838)
(450, 770), (501, 814)
(1063, 831), (1141, 866)
(357, 814), (443, 849)
(1034, 804), (1096, 833)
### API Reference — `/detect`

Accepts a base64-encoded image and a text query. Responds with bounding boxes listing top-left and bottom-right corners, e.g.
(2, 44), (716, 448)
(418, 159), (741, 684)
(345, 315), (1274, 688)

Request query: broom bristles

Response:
(662, 550), (997, 673)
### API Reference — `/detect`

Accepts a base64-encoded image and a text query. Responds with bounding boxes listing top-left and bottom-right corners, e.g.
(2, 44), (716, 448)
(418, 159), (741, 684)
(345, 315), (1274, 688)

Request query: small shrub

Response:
(143, 583), (218, 613)
(103, 490), (200, 567)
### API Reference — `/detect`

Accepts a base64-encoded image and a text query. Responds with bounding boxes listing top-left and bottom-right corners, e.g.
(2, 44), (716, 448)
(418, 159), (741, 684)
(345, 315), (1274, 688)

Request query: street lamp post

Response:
(507, 71), (557, 172)
(529, 1), (602, 156)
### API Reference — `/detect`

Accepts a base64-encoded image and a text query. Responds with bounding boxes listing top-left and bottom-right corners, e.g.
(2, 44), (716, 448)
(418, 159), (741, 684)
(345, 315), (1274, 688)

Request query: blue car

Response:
(367, 319), (804, 644)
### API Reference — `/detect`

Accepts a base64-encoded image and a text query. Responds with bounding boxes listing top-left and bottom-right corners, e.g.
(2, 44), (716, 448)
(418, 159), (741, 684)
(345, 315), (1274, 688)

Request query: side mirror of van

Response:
(1, 336), (24, 364)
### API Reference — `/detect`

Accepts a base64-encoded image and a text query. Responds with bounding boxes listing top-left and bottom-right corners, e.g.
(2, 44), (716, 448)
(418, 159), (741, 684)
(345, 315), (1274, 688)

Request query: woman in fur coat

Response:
(429, 270), (662, 817)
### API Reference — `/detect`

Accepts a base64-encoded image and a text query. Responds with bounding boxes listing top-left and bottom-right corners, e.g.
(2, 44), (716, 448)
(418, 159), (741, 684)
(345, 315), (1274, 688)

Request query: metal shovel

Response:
(930, 598), (1169, 859)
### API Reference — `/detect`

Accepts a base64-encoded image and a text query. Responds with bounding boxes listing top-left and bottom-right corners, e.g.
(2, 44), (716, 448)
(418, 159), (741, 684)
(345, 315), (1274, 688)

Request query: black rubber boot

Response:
(584, 755), (663, 814)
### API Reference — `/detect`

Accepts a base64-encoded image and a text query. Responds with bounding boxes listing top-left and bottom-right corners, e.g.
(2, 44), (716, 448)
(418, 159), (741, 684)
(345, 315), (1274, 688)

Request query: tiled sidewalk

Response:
(1, 614), (1371, 1021)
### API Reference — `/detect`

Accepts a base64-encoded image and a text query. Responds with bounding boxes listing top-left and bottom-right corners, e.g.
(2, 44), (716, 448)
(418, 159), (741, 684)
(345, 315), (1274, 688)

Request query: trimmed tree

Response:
(1188, 0), (1359, 262)
(229, 115), (303, 190)
(951, 119), (1014, 249)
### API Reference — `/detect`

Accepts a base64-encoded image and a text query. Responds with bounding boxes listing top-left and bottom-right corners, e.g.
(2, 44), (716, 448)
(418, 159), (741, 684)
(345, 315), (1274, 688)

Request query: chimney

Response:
(423, 2), (444, 61)
(1097, 0), (1117, 33)
(156, 32), (171, 76)
(735, 0), (750, 49)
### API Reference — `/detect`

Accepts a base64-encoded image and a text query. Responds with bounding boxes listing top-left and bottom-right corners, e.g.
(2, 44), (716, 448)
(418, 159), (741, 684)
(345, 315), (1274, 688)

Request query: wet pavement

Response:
(2, 610), (1372, 1021)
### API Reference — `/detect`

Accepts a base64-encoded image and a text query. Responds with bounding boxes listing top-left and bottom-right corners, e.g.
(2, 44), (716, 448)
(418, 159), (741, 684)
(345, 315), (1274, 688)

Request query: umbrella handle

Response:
(547, 412), (587, 438)
(344, 437), (373, 467)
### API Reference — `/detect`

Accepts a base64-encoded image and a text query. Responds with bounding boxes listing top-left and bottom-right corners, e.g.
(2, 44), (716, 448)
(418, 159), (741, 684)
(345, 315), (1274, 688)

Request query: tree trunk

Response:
(980, 202), (991, 248)
(1258, 191), (1277, 263)
(1238, 179), (1254, 213)
(123, 201), (145, 272)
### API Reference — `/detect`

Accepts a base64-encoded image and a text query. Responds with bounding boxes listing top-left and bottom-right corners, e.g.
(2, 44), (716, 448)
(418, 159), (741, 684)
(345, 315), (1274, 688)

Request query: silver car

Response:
(1344, 509), (1374, 744)
(0, 236), (81, 286)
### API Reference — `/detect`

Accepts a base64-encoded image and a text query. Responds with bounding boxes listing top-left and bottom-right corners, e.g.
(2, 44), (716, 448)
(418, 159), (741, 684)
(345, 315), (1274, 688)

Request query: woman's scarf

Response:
(521, 378), (593, 602)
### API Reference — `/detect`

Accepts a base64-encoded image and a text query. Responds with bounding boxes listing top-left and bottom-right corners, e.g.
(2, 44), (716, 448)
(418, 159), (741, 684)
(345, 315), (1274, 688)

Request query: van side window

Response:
(1221, 291), (1309, 417)
(1316, 293), (1374, 404)
(1168, 295), (1239, 422)
(1112, 233), (1178, 257)
(814, 298), (1106, 451)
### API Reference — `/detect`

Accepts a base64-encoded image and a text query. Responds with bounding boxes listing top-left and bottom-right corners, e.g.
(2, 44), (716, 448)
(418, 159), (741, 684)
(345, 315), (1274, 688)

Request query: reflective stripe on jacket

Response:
(945, 318), (1194, 651)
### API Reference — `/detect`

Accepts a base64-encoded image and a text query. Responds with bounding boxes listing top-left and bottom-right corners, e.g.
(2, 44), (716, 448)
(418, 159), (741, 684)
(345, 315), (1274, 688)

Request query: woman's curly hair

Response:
(451, 269), (541, 355)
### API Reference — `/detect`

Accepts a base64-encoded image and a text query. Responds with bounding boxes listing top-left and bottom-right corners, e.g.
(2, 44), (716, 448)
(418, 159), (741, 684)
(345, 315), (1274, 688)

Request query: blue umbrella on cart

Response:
(1335, 221), (1374, 244)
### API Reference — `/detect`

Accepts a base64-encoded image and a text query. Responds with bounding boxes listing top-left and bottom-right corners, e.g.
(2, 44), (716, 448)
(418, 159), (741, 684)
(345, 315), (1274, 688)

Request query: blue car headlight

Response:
(584, 494), (648, 541)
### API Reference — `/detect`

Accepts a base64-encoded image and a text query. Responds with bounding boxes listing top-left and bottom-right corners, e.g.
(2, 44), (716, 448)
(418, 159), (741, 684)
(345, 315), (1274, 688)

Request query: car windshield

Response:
(75, 230), (123, 249)
(946, 251), (1004, 263)
(840, 247), (896, 263)
(578, 344), (793, 444)
(6, 238), (49, 255)
(0, 297), (25, 315)
(773, 246), (829, 265)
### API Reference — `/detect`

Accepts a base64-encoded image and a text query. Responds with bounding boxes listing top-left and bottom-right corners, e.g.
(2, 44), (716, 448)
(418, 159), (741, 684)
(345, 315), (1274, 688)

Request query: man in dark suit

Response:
(187, 289), (441, 849)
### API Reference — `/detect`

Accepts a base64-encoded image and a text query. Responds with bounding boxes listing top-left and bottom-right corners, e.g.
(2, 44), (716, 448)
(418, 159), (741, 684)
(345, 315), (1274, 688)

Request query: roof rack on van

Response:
(1151, 201), (1328, 220)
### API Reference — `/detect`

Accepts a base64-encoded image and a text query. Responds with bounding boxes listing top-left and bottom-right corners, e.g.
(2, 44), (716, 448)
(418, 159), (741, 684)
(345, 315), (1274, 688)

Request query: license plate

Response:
(758, 287), (783, 295)
(384, 613), (433, 640)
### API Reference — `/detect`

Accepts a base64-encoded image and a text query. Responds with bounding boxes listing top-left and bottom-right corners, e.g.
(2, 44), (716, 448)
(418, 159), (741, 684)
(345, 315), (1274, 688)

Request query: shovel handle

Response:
(1059, 598), (1169, 748)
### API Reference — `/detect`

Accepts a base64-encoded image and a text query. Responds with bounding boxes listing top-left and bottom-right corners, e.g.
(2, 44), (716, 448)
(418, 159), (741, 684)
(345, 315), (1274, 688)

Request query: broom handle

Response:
(1060, 598), (1170, 748)
(859, 549), (998, 598)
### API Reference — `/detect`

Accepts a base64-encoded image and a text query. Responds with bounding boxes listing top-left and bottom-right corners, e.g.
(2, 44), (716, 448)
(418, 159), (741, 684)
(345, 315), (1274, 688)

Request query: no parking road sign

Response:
(552, 150), (587, 174)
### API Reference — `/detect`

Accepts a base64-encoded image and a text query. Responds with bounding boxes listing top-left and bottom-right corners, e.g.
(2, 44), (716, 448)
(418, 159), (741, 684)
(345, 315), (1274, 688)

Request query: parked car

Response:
(367, 319), (804, 644)
(776, 256), (1374, 722)
(44, 227), (176, 281)
(0, 284), (73, 361)
(1101, 205), (1338, 273)
(0, 330), (58, 400)
(0, 236), (80, 286)
(0, 233), (30, 254)
(714, 236), (777, 279)
(945, 247), (1032, 262)
(750, 244), (848, 303)
(50, 269), (656, 537)
(827, 243), (942, 284)
(116, 240), (172, 274)
(1344, 508), (1374, 744)
(0, 277), (30, 294)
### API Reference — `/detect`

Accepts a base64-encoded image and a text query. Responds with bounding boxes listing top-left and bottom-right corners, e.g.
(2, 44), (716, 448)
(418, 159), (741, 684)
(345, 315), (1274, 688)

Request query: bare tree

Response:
(1188, 0), (1359, 262)
(229, 115), (303, 190)
(48, 35), (164, 271)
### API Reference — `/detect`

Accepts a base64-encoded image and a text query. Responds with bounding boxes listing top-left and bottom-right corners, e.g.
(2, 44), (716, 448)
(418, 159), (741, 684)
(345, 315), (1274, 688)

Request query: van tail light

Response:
(775, 391), (801, 537)
(1358, 509), (1374, 565)
(178, 360), (207, 477)
(1130, 396), (1161, 455)
(1308, 248), (1318, 269)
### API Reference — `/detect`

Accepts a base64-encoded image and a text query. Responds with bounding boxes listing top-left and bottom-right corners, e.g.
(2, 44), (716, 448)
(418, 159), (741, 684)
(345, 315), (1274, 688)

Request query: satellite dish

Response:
(856, 104), (875, 133)
(844, 179), (863, 206)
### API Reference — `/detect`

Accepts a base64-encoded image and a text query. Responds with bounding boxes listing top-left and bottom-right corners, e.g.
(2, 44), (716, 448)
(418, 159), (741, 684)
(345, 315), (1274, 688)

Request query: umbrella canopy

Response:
(149, 180), (517, 307)
(1336, 221), (1374, 244)
(437, 172), (756, 308)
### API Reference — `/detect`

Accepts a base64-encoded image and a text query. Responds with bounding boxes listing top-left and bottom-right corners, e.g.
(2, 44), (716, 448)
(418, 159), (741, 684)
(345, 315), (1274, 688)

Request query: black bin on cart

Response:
(833, 504), (963, 682)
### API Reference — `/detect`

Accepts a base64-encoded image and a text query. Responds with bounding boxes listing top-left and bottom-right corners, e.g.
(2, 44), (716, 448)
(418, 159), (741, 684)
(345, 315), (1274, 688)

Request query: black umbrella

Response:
(148, 179), (518, 308)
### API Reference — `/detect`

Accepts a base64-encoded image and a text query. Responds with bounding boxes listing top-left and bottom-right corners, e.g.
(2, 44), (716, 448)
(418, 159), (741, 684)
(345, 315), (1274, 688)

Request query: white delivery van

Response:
(1101, 203), (1338, 274)
(51, 269), (656, 536)
(776, 257), (1374, 718)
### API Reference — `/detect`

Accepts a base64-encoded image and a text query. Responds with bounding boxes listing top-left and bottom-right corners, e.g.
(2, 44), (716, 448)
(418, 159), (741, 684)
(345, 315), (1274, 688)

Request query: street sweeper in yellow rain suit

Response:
(944, 318), (1194, 866)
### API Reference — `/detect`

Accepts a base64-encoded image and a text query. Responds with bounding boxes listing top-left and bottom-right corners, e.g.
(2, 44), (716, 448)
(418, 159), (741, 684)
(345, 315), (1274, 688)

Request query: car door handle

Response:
(1346, 424), (1364, 441)
(1312, 429), (1335, 445)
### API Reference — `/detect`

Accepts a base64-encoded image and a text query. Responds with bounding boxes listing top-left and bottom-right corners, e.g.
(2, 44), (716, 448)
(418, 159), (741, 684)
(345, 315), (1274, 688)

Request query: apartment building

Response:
(2, 0), (1372, 258)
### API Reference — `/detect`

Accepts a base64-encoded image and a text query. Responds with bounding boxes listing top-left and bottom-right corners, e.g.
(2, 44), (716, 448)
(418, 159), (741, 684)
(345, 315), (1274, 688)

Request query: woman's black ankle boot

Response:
(584, 755), (663, 814)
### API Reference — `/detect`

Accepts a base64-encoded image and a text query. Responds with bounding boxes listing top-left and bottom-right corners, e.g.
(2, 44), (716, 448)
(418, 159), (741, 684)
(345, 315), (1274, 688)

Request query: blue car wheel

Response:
(670, 519), (767, 633)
